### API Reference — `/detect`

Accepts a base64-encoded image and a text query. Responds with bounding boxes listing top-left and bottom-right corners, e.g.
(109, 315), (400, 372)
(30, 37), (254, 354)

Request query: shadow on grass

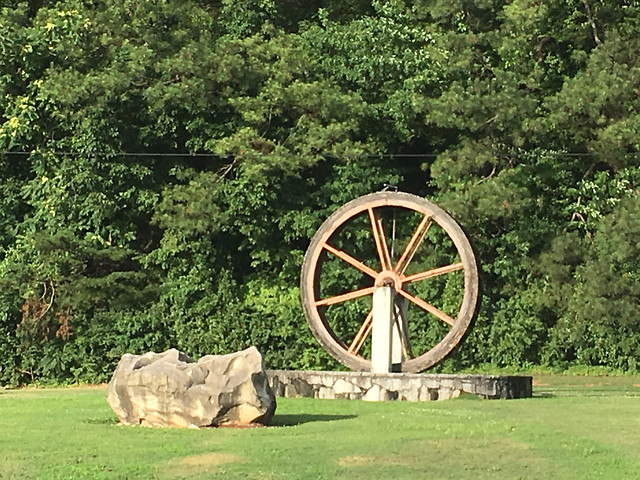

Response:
(86, 417), (119, 425)
(271, 414), (357, 427)
(84, 414), (357, 427)
(532, 391), (556, 398)
(533, 389), (640, 398)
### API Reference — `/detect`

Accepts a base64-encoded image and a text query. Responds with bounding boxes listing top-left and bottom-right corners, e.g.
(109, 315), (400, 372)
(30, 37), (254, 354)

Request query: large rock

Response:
(106, 346), (276, 428)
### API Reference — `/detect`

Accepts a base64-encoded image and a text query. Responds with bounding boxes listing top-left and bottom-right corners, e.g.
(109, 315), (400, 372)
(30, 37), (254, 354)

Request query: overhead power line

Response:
(2, 151), (639, 159)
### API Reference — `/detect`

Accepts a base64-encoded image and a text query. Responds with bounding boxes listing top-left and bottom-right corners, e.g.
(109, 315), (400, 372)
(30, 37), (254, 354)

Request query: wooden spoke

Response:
(316, 286), (376, 307)
(348, 310), (373, 355)
(403, 333), (413, 358)
(300, 191), (479, 373)
(395, 214), (432, 274)
(324, 243), (378, 278)
(368, 208), (392, 271)
(376, 216), (392, 270)
(394, 303), (413, 359)
(400, 334), (410, 359)
(397, 289), (455, 326)
(403, 262), (464, 283)
(393, 317), (410, 359)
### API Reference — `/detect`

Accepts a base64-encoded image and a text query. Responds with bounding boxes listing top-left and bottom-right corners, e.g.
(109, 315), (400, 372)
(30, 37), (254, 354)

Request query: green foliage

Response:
(540, 195), (640, 372)
(1, 0), (639, 384)
(147, 157), (399, 372)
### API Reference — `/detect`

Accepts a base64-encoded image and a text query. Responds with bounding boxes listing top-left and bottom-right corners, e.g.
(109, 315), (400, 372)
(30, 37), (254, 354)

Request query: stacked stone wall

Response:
(267, 371), (532, 401)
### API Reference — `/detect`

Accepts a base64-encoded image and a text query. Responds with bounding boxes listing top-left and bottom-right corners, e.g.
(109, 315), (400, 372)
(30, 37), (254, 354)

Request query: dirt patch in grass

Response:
(338, 455), (411, 467)
(337, 437), (547, 472)
(0, 458), (29, 478)
(163, 452), (243, 477)
(179, 452), (242, 467)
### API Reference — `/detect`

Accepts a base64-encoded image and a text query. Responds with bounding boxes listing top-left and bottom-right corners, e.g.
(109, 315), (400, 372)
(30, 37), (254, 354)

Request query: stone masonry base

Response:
(267, 370), (532, 401)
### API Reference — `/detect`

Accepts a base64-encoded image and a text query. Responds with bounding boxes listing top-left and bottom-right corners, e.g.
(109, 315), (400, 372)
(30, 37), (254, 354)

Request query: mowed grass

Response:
(1, 375), (639, 480)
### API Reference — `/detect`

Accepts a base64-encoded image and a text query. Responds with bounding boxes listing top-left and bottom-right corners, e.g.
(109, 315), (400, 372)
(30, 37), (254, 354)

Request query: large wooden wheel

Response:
(300, 191), (479, 373)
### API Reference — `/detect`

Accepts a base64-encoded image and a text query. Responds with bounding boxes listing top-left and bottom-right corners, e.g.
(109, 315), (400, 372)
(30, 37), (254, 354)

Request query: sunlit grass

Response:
(1, 376), (639, 479)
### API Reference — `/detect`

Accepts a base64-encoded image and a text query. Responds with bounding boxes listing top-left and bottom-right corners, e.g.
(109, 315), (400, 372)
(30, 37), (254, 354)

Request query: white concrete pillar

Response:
(371, 286), (394, 373)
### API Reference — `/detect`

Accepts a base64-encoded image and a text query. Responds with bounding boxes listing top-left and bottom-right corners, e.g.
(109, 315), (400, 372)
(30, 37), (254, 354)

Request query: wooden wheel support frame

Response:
(300, 191), (479, 373)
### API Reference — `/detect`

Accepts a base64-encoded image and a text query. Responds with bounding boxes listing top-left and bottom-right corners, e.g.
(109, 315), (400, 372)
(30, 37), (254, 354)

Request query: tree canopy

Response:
(1, 0), (638, 384)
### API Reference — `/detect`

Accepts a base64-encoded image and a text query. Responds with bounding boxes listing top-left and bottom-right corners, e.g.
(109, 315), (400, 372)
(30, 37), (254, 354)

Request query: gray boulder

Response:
(106, 346), (276, 428)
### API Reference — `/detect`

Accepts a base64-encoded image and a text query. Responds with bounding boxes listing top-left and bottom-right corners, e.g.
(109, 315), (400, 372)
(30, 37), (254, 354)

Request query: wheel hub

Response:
(374, 270), (403, 290)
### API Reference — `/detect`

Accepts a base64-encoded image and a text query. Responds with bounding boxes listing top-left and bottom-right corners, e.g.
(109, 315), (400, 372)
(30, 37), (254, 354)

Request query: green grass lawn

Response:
(1, 375), (639, 480)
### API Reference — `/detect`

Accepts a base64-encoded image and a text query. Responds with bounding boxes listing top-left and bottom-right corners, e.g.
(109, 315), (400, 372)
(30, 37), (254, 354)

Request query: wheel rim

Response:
(300, 191), (479, 373)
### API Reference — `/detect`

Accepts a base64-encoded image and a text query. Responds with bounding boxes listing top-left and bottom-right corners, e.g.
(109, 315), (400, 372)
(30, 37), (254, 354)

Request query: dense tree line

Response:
(0, 0), (638, 385)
